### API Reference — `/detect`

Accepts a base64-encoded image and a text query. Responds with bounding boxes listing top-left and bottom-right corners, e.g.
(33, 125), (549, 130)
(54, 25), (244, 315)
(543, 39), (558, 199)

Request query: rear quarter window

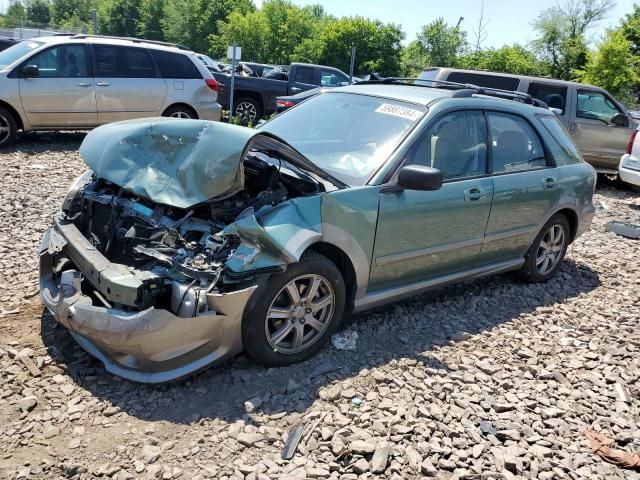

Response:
(537, 115), (583, 165)
(151, 50), (202, 79)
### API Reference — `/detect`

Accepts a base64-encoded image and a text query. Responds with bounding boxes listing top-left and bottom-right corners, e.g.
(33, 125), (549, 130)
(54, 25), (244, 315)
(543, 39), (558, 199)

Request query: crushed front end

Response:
(39, 119), (327, 383)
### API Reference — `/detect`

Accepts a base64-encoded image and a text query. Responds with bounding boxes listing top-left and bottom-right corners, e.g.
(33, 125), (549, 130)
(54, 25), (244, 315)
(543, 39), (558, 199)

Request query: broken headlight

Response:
(62, 170), (94, 212)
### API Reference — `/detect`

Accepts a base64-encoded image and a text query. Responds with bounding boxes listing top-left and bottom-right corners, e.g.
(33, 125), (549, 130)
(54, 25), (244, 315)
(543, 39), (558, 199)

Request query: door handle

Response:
(542, 177), (557, 189)
(96, 82), (110, 87)
(77, 82), (91, 87)
(464, 187), (487, 203)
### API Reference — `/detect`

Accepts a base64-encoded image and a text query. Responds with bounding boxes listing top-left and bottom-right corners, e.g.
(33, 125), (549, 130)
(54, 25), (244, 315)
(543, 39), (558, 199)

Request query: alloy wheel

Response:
(265, 274), (335, 355)
(535, 224), (566, 275)
(0, 114), (11, 144)
(235, 102), (257, 123)
(170, 111), (192, 119)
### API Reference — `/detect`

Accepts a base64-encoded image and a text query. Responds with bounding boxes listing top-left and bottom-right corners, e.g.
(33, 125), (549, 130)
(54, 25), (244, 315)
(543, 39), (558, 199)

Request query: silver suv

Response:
(0, 35), (222, 146)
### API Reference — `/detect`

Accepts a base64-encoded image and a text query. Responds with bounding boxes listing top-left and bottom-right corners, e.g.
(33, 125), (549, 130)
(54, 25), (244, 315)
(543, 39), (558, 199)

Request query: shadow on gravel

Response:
(40, 258), (599, 425)
(10, 131), (86, 152)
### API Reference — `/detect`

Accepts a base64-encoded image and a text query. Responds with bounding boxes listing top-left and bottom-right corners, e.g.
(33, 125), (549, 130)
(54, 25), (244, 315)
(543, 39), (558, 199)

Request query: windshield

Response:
(260, 92), (426, 185)
(0, 40), (43, 70)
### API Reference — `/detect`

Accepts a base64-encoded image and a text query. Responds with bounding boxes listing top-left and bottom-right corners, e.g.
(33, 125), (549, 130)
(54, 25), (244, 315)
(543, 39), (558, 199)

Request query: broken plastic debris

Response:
(281, 422), (305, 460)
(606, 221), (640, 239)
(479, 420), (497, 436)
(584, 430), (640, 469)
(351, 397), (363, 408)
(614, 383), (632, 403)
(331, 330), (358, 351)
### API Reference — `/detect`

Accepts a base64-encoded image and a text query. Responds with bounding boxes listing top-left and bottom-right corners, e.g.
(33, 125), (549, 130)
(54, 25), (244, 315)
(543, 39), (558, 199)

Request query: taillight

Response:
(205, 78), (219, 92)
(627, 129), (638, 155)
(276, 100), (295, 108)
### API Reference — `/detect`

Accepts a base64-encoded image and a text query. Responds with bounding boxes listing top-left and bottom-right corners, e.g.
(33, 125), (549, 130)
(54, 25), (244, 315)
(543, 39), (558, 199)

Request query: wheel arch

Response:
(234, 91), (264, 111)
(162, 103), (198, 118)
(554, 207), (579, 243)
(0, 100), (24, 130)
(305, 242), (358, 312)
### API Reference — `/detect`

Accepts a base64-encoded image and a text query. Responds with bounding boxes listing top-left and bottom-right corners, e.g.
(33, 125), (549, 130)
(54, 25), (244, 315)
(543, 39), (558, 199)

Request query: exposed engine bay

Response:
(60, 152), (322, 316)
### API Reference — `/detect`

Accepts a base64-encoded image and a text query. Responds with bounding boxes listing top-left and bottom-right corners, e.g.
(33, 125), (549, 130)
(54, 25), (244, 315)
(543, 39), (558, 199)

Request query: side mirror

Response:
(22, 65), (39, 78)
(396, 165), (443, 191)
(611, 112), (629, 127)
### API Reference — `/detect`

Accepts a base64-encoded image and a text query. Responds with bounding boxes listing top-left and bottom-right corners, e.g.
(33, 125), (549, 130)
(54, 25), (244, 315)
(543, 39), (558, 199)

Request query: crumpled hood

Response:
(79, 118), (259, 209)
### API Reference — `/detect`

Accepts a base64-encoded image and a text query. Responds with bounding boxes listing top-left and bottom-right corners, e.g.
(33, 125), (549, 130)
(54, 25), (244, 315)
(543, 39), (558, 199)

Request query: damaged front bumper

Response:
(39, 218), (257, 383)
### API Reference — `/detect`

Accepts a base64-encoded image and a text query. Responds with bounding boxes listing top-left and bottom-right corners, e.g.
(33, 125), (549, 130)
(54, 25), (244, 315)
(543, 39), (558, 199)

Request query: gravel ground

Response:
(0, 133), (639, 480)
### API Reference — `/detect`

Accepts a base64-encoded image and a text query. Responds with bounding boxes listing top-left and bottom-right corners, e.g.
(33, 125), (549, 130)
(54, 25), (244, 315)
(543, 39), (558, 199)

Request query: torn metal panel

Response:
(222, 195), (323, 271)
(79, 118), (258, 209)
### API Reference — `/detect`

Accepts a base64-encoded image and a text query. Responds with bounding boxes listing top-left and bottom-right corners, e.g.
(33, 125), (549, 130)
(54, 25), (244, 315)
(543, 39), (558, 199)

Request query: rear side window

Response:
(528, 83), (568, 115)
(293, 66), (315, 85)
(448, 72), (519, 91)
(151, 50), (201, 79)
(488, 112), (547, 173)
(538, 115), (582, 165)
(94, 45), (156, 78)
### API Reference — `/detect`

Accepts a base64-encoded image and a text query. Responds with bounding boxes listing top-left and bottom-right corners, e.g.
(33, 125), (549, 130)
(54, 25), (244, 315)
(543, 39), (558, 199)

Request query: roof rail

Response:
(354, 77), (550, 109)
(69, 34), (191, 51)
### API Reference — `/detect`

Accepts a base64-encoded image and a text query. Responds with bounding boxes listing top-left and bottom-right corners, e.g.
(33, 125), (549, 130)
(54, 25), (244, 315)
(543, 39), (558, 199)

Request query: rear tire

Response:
(520, 214), (570, 283)
(162, 105), (198, 119)
(234, 97), (261, 124)
(242, 251), (345, 367)
(0, 106), (17, 148)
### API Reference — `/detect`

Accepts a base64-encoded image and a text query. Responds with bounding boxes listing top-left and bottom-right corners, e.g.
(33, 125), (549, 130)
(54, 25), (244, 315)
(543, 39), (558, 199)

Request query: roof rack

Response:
(69, 34), (191, 51)
(354, 77), (550, 109)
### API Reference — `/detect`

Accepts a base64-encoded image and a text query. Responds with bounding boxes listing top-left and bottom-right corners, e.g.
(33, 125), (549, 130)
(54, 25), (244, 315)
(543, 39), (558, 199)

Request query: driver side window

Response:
(404, 110), (487, 180)
(26, 45), (88, 78)
(577, 89), (622, 124)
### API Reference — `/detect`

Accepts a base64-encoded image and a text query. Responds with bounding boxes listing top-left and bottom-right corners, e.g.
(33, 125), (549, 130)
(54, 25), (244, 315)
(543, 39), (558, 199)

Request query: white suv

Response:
(620, 127), (640, 188)
(0, 35), (222, 146)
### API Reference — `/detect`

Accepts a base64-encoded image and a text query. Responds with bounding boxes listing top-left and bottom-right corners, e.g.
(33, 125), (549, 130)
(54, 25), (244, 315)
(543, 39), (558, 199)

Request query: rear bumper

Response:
(619, 154), (640, 186)
(194, 101), (222, 121)
(39, 219), (256, 383)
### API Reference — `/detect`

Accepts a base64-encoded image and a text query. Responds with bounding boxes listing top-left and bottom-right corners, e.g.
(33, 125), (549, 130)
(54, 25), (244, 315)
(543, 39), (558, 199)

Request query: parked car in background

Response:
(40, 79), (595, 382)
(417, 67), (637, 175)
(0, 37), (17, 52)
(212, 62), (351, 123)
(0, 34), (222, 147)
(242, 62), (279, 77)
(619, 127), (640, 188)
(275, 87), (325, 113)
(629, 110), (640, 121)
(197, 53), (223, 73)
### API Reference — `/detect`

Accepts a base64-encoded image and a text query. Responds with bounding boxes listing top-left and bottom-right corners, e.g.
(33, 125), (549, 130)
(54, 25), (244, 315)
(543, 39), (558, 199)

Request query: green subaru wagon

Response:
(40, 80), (596, 383)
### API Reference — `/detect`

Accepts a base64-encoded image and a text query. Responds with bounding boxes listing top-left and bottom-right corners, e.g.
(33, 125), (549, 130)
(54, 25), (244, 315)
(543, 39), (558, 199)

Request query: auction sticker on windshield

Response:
(375, 103), (423, 121)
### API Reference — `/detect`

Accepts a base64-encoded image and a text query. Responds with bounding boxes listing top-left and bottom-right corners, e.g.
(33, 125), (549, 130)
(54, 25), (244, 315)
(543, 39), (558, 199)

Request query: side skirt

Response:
(353, 258), (524, 313)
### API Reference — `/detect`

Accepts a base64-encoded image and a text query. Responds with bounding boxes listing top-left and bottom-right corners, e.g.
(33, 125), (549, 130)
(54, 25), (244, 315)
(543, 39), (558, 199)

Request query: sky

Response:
(0, 0), (634, 47)
(253, 0), (635, 47)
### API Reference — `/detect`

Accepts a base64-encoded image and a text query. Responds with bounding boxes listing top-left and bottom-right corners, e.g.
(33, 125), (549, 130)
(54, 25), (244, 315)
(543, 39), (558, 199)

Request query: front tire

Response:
(243, 252), (345, 366)
(0, 106), (17, 147)
(520, 214), (570, 283)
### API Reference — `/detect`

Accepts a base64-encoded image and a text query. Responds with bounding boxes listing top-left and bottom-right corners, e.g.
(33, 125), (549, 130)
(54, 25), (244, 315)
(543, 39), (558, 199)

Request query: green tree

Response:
(137, 0), (165, 40)
(532, 0), (615, 80)
(317, 16), (403, 76)
(458, 45), (547, 76)
(621, 3), (640, 55)
(25, 0), (51, 24)
(401, 18), (466, 75)
(576, 28), (639, 104)
(99, 0), (141, 36)
(5, 0), (26, 25)
(163, 0), (253, 54)
(50, 0), (92, 26)
(214, 9), (270, 62)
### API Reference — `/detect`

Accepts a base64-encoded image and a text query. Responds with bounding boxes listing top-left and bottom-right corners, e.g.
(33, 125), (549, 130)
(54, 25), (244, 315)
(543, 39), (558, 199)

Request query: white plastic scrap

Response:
(331, 330), (358, 351)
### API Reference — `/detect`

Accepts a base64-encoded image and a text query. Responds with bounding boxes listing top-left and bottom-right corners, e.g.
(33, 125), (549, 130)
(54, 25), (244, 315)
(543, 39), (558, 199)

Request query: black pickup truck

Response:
(212, 62), (351, 122)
